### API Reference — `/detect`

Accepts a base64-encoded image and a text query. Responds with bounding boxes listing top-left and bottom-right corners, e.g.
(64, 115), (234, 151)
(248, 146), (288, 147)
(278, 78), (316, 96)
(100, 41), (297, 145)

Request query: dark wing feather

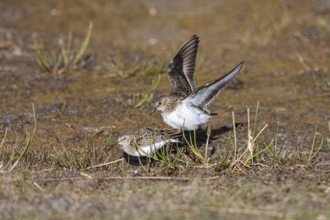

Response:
(188, 61), (244, 107)
(167, 35), (199, 96)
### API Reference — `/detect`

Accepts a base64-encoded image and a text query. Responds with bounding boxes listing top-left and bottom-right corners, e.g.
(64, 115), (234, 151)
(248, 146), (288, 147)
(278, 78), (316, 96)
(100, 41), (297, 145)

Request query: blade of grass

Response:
(245, 140), (273, 164)
(253, 102), (260, 137)
(54, 147), (70, 168)
(73, 22), (93, 65)
(182, 129), (203, 160)
(204, 124), (211, 166)
(133, 74), (161, 108)
(308, 126), (324, 163)
(0, 127), (7, 151)
(309, 137), (324, 163)
(232, 111), (237, 161)
(9, 104), (37, 172)
(247, 108), (253, 165)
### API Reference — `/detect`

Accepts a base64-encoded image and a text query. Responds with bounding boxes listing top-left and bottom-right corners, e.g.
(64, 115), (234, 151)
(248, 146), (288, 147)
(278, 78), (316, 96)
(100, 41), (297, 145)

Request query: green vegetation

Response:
(0, 104), (36, 173)
(118, 74), (161, 109)
(122, 104), (328, 175)
(103, 56), (165, 78)
(55, 130), (112, 170)
(34, 22), (93, 74)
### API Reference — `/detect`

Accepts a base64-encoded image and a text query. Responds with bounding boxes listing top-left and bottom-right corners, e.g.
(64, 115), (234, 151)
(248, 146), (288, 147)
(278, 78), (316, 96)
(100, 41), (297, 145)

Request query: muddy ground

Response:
(0, 0), (329, 219)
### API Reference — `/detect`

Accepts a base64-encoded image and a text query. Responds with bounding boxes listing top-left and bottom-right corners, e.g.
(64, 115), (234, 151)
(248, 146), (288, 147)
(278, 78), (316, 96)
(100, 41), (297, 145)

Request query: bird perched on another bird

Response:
(150, 35), (244, 130)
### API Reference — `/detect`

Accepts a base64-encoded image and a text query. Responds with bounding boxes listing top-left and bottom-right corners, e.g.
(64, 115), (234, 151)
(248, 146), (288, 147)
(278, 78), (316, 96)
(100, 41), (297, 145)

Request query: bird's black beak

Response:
(149, 107), (156, 116)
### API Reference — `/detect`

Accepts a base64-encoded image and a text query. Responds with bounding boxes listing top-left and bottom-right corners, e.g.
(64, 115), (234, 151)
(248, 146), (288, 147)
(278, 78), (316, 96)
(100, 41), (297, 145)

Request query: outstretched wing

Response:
(167, 35), (199, 96)
(187, 61), (244, 107)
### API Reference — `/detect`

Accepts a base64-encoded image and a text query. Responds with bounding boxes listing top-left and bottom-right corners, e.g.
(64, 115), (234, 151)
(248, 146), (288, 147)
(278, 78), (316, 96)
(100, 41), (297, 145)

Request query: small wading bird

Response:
(150, 35), (244, 130)
(117, 128), (181, 157)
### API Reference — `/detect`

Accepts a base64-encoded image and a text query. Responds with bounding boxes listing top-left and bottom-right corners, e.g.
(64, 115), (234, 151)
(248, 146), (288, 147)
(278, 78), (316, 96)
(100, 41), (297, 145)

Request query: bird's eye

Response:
(158, 102), (161, 105)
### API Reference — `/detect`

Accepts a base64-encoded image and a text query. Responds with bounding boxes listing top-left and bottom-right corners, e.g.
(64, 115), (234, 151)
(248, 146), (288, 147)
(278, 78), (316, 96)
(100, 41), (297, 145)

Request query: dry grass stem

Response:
(34, 176), (221, 183)
(247, 108), (253, 164)
(232, 111), (237, 161)
(87, 158), (125, 170)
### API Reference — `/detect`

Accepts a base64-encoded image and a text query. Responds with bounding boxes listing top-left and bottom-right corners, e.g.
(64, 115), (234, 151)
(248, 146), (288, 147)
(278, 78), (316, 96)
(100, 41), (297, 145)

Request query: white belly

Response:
(161, 102), (211, 130)
(134, 141), (167, 157)
(131, 139), (179, 157)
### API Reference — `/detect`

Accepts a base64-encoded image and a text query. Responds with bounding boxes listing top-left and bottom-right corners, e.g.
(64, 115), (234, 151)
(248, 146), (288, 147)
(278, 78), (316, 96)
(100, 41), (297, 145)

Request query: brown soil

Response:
(0, 0), (329, 219)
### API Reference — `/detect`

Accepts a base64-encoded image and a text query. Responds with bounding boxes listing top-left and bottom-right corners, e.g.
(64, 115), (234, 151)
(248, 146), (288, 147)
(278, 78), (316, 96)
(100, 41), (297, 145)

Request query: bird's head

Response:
(117, 135), (131, 148)
(150, 96), (170, 115)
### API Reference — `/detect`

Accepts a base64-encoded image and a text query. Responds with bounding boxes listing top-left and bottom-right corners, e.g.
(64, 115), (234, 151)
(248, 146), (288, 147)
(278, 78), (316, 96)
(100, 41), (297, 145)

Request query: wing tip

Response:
(228, 60), (245, 76)
(190, 34), (199, 41)
(236, 60), (245, 70)
(179, 35), (200, 52)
